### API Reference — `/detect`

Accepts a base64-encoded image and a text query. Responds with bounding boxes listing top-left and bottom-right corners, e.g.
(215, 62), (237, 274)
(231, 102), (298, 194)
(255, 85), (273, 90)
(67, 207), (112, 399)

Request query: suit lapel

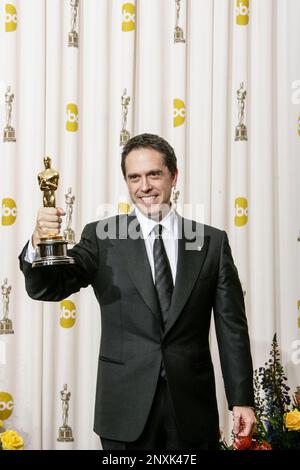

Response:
(164, 217), (210, 336)
(118, 215), (162, 326)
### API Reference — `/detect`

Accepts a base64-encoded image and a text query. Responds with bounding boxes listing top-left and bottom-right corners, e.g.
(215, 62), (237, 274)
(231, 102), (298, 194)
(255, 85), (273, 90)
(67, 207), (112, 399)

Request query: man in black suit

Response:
(19, 133), (256, 450)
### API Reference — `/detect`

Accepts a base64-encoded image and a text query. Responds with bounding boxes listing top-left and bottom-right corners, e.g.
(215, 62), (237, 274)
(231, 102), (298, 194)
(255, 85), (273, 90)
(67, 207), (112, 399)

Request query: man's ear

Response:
(172, 170), (178, 187)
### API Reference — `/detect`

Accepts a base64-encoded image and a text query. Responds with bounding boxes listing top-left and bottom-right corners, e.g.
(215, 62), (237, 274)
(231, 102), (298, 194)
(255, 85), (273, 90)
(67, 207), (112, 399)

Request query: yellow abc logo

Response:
(0, 392), (14, 420)
(60, 300), (77, 328)
(173, 99), (186, 127)
(122, 3), (135, 32)
(236, 0), (249, 25)
(66, 103), (78, 132)
(234, 197), (248, 226)
(1, 198), (17, 226)
(5, 4), (17, 32)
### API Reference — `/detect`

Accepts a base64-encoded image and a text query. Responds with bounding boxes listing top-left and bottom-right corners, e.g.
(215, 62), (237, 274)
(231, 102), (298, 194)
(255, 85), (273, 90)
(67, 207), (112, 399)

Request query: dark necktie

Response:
(153, 224), (173, 330)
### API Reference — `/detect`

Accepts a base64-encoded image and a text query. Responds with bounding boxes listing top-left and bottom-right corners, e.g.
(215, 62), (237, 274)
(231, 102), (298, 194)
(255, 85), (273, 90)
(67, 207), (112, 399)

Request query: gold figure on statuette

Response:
(32, 157), (75, 267)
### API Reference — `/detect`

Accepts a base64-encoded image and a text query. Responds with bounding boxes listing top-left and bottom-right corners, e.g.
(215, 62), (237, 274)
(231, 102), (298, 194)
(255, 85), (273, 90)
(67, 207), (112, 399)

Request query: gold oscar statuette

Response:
(68, 0), (79, 47)
(174, 0), (185, 43)
(57, 384), (74, 442)
(235, 82), (248, 141)
(120, 88), (131, 146)
(32, 157), (75, 267)
(63, 187), (76, 245)
(3, 86), (16, 142)
(0, 278), (14, 335)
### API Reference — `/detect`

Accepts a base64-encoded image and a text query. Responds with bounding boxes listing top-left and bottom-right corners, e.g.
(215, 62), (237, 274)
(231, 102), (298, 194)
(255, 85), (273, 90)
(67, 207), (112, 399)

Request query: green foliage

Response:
(253, 335), (300, 449)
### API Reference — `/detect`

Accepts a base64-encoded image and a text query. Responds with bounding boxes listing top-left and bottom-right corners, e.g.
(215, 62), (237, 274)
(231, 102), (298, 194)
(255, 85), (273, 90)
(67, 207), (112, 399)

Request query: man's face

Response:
(124, 148), (178, 219)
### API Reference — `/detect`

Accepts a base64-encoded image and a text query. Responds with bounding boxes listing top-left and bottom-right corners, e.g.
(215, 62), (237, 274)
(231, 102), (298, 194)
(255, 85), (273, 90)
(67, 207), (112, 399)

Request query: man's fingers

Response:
(233, 414), (256, 437)
(56, 208), (66, 216)
(33, 207), (66, 247)
(232, 406), (256, 438)
(242, 419), (257, 437)
(37, 207), (58, 216)
(237, 423), (252, 437)
(233, 414), (241, 435)
(38, 221), (61, 230)
(37, 213), (58, 223)
(39, 227), (61, 236)
(37, 216), (62, 225)
(37, 207), (65, 223)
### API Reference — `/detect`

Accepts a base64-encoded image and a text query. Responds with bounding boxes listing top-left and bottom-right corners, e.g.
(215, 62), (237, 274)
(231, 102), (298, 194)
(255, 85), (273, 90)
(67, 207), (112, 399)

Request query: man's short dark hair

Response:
(121, 133), (178, 178)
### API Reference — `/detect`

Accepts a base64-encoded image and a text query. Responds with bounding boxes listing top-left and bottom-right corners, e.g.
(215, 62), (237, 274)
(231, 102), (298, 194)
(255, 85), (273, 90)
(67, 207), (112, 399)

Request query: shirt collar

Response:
(133, 204), (176, 239)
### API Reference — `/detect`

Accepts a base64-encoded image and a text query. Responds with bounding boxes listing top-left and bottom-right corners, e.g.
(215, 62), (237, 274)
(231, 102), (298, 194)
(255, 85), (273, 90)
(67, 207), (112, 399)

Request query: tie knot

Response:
(153, 224), (163, 238)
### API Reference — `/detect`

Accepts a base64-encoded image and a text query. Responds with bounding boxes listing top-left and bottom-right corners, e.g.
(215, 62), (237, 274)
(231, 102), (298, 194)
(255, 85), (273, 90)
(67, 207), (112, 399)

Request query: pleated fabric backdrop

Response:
(0, 0), (299, 449)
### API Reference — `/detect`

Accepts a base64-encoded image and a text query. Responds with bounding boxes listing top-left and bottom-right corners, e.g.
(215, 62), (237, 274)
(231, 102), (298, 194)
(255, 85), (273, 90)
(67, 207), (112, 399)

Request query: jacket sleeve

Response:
(213, 231), (254, 410)
(18, 222), (98, 302)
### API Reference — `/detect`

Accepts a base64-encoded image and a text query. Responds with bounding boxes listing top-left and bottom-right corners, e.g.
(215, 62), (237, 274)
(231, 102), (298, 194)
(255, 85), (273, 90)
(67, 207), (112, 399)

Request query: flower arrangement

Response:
(0, 420), (24, 450)
(221, 334), (300, 450)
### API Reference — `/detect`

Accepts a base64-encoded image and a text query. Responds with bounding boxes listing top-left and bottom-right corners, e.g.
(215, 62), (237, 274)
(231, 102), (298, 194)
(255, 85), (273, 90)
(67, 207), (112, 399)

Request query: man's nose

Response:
(140, 177), (152, 192)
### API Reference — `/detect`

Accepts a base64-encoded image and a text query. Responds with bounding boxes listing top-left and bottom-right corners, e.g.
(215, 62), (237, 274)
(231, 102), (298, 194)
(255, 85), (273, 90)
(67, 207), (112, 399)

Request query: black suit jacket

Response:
(19, 214), (254, 443)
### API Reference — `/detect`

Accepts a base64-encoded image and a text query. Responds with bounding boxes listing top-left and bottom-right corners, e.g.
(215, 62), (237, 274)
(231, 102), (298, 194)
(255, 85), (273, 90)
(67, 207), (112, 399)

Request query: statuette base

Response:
(174, 27), (185, 43)
(3, 127), (16, 142)
(68, 31), (79, 48)
(32, 237), (75, 268)
(57, 426), (74, 442)
(235, 124), (248, 141)
(120, 129), (130, 146)
(0, 319), (14, 335)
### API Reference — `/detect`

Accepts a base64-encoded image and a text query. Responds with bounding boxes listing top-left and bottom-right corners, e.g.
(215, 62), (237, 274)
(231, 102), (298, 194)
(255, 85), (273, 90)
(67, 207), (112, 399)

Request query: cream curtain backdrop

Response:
(0, 0), (299, 449)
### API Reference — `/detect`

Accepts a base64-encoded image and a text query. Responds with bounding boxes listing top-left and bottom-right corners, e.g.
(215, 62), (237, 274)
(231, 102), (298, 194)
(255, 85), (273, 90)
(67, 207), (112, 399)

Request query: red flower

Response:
(257, 441), (272, 450)
(233, 436), (253, 450)
(251, 440), (272, 450)
(233, 436), (272, 451)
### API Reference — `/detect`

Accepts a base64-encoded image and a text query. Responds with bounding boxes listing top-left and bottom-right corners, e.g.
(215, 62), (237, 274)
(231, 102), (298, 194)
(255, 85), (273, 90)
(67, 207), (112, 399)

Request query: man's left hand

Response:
(232, 406), (256, 437)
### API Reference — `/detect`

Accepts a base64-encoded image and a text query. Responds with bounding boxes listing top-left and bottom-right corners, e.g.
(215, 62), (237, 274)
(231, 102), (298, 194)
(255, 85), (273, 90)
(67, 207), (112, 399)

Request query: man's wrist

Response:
(25, 238), (38, 264)
(32, 232), (39, 249)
